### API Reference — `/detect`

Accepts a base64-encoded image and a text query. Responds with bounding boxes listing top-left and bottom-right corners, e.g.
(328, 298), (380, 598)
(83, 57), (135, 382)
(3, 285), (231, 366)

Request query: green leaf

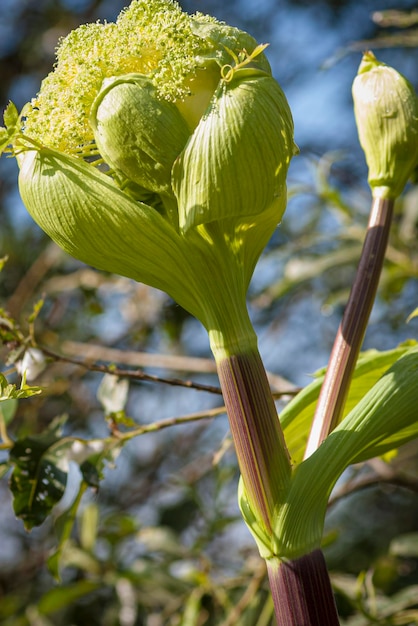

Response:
(138, 526), (184, 557)
(52, 540), (102, 575)
(77, 439), (123, 488)
(0, 126), (9, 146)
(280, 342), (415, 464)
(48, 481), (88, 580)
(0, 372), (43, 402)
(101, 512), (138, 545)
(0, 102), (19, 155)
(406, 307), (418, 323)
(0, 127), (9, 154)
(0, 308), (22, 344)
(0, 398), (18, 424)
(79, 459), (101, 488)
(80, 502), (99, 552)
(0, 462), (11, 479)
(37, 580), (102, 615)
(9, 416), (70, 530)
(3, 101), (19, 130)
(180, 588), (205, 625)
(275, 346), (418, 559)
(390, 532), (418, 558)
(28, 298), (44, 324)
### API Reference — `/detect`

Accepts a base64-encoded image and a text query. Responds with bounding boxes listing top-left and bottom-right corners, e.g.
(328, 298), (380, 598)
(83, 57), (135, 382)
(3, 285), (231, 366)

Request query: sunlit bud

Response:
(174, 64), (297, 232)
(90, 74), (190, 198)
(352, 51), (418, 198)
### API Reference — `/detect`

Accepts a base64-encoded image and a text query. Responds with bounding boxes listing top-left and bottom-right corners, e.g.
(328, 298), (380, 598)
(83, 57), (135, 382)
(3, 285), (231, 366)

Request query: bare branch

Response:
(40, 345), (224, 395)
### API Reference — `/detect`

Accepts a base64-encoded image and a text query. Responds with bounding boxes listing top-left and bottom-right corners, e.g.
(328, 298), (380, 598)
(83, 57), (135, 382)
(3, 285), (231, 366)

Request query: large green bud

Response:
(352, 51), (418, 199)
(174, 66), (295, 233)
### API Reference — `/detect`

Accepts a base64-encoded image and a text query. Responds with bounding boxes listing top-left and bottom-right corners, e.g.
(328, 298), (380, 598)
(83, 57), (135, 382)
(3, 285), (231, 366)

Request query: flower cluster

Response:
(1, 0), (297, 337)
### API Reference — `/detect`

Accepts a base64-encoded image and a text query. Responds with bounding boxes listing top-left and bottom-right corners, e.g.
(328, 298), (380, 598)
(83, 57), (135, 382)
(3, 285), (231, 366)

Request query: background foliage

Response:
(1, 0), (418, 624)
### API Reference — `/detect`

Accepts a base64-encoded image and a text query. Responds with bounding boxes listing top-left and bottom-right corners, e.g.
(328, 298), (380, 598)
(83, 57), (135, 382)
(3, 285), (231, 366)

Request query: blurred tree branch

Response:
(329, 456), (418, 508)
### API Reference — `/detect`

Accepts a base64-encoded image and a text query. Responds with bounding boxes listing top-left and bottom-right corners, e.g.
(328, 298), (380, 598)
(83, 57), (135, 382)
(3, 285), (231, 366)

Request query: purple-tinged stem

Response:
(216, 349), (291, 533)
(305, 197), (394, 458)
(267, 550), (340, 625)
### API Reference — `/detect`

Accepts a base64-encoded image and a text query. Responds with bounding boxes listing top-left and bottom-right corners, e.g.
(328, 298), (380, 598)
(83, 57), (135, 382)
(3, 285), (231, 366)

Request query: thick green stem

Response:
(267, 550), (340, 625)
(305, 197), (394, 458)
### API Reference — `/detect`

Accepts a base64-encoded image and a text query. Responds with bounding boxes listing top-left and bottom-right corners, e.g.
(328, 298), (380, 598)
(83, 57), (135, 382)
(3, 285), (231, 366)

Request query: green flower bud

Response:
(173, 65), (297, 232)
(352, 51), (418, 199)
(90, 74), (190, 198)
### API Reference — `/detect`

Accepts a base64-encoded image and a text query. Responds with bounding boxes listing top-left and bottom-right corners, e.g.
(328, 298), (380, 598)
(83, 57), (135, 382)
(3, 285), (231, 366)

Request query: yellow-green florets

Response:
(24, 1), (200, 152)
(22, 0), (267, 155)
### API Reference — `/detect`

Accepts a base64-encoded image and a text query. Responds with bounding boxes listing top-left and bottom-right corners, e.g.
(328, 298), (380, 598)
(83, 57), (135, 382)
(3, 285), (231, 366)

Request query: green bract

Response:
(17, 147), (203, 320)
(353, 51), (418, 199)
(276, 346), (418, 559)
(2, 0), (297, 339)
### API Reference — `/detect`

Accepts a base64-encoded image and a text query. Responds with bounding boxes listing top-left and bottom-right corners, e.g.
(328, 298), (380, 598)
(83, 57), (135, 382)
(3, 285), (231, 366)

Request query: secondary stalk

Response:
(305, 197), (394, 458)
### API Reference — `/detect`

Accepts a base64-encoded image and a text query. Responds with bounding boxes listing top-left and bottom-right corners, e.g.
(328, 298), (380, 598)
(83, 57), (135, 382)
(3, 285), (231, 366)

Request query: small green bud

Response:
(352, 51), (418, 198)
(90, 74), (190, 198)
